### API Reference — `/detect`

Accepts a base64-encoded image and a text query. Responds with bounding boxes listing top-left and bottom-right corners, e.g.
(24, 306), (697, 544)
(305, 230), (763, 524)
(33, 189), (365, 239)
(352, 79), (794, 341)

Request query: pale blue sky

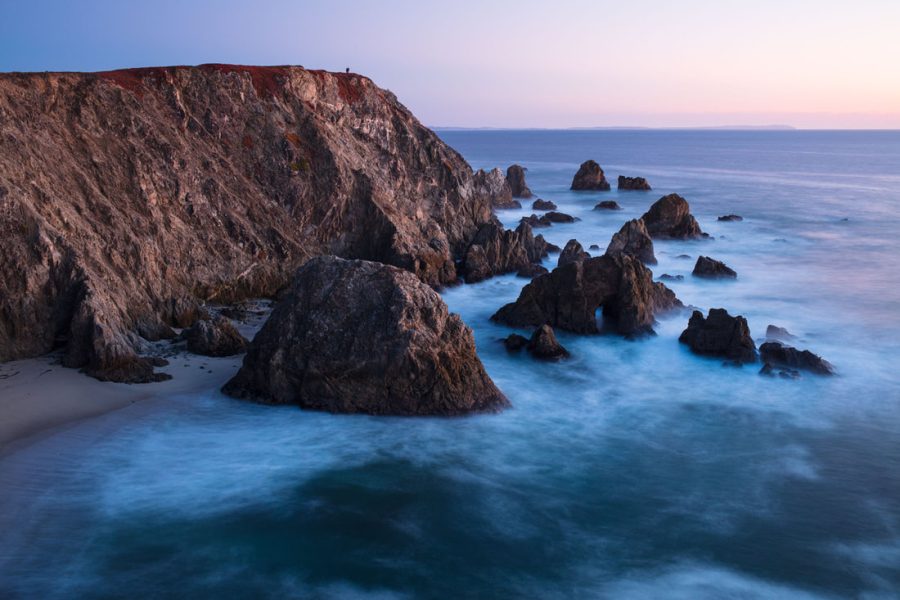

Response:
(2, 0), (898, 128)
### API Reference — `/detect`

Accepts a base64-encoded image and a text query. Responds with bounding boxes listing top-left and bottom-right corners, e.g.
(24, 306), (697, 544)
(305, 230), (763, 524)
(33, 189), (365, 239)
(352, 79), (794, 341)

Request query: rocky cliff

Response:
(0, 65), (495, 381)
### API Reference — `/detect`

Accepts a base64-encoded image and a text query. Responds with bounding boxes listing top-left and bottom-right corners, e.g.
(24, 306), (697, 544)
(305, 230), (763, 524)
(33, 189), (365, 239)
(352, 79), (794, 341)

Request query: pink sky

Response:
(2, 0), (898, 128)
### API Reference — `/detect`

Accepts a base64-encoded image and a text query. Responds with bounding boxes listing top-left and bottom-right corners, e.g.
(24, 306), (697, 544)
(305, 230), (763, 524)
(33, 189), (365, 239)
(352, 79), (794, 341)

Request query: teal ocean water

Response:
(2, 130), (899, 598)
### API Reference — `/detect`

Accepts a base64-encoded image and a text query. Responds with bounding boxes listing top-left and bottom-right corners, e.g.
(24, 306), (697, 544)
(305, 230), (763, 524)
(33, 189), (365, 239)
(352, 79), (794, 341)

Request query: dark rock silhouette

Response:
(503, 333), (529, 352)
(589, 244), (601, 250)
(0, 65), (500, 381)
(606, 219), (656, 265)
(693, 256), (737, 279)
(658, 274), (684, 282)
(641, 194), (705, 239)
(223, 257), (508, 415)
(558, 239), (591, 267)
(516, 264), (549, 279)
(765, 325), (795, 341)
(759, 341), (834, 375)
(718, 214), (744, 222)
(460, 221), (550, 283)
(506, 164), (533, 198)
(492, 254), (681, 336)
(527, 325), (570, 360)
(520, 211), (577, 228)
(571, 160), (611, 191)
(679, 309), (757, 364)
(617, 176), (652, 191)
(594, 201), (622, 210)
(474, 168), (519, 209)
(532, 198), (557, 210)
(184, 315), (248, 357)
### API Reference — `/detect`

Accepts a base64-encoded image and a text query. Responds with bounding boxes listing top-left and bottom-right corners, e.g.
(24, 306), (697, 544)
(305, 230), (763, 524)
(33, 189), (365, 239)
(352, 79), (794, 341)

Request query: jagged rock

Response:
(223, 257), (508, 415)
(185, 315), (248, 357)
(558, 239), (591, 267)
(527, 325), (570, 360)
(516, 264), (549, 279)
(492, 254), (681, 336)
(618, 176), (652, 191)
(606, 219), (656, 265)
(460, 221), (550, 283)
(594, 201), (622, 210)
(502, 333), (529, 352)
(693, 256), (737, 279)
(759, 342), (834, 375)
(571, 160), (611, 191)
(474, 168), (519, 209)
(0, 65), (499, 382)
(678, 309), (757, 364)
(521, 214), (551, 228)
(641, 194), (705, 239)
(532, 198), (557, 211)
(718, 214), (743, 222)
(765, 325), (795, 341)
(658, 274), (684, 282)
(506, 164), (533, 198)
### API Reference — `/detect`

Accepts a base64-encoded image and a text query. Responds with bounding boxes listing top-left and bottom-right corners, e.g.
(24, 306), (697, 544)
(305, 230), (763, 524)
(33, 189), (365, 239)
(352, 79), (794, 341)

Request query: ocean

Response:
(2, 130), (899, 598)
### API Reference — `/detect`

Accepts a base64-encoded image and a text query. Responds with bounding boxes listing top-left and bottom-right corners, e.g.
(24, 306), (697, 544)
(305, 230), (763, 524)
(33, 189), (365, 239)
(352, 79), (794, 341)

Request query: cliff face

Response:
(0, 64), (494, 381)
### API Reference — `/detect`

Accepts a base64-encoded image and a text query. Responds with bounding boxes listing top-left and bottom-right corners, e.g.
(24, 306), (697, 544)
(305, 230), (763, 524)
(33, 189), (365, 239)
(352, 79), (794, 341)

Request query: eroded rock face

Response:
(558, 239), (591, 267)
(760, 342), (833, 375)
(641, 194), (705, 239)
(594, 201), (622, 211)
(0, 65), (498, 381)
(606, 219), (656, 265)
(506, 165), (533, 198)
(184, 315), (248, 357)
(492, 255), (681, 336)
(618, 176), (652, 191)
(527, 325), (570, 360)
(532, 198), (557, 211)
(223, 257), (508, 415)
(693, 256), (737, 279)
(460, 221), (550, 283)
(571, 160), (611, 191)
(474, 168), (518, 209)
(679, 309), (757, 363)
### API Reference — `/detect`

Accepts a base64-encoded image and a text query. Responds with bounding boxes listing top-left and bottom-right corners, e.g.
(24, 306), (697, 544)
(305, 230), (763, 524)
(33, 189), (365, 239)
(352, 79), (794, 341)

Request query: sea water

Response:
(1, 130), (899, 598)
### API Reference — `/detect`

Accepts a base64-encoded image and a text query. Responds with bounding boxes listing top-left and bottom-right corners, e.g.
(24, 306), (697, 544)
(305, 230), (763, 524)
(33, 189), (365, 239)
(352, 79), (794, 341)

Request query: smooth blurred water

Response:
(2, 130), (900, 599)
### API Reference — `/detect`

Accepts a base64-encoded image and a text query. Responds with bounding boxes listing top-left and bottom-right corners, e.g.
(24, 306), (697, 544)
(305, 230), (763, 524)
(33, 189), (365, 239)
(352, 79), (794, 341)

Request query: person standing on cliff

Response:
(345, 67), (349, 73)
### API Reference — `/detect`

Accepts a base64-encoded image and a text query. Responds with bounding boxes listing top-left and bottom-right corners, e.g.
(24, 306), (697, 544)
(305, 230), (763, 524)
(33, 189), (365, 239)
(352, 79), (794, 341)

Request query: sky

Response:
(1, 0), (899, 129)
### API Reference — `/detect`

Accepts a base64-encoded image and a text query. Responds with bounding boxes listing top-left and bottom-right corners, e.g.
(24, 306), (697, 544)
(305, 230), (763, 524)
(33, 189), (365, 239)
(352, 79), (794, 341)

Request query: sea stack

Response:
(506, 164), (533, 198)
(571, 160), (611, 191)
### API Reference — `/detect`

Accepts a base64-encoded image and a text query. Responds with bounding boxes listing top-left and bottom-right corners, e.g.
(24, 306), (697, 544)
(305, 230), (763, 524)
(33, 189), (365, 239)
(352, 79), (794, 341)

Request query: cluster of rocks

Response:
(520, 211), (578, 228)
(460, 221), (553, 283)
(503, 325), (569, 361)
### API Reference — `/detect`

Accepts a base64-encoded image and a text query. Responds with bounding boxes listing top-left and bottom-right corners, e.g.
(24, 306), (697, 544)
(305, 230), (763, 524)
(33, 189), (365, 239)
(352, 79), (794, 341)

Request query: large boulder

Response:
(460, 221), (550, 283)
(474, 168), (519, 209)
(641, 194), (705, 239)
(184, 315), (248, 357)
(492, 254), (681, 336)
(223, 257), (508, 415)
(606, 219), (656, 265)
(558, 239), (591, 267)
(527, 325), (570, 360)
(678, 309), (757, 363)
(760, 342), (834, 375)
(506, 164), (533, 198)
(617, 176), (652, 191)
(693, 256), (737, 279)
(532, 198), (557, 211)
(571, 160), (611, 191)
(594, 200), (622, 211)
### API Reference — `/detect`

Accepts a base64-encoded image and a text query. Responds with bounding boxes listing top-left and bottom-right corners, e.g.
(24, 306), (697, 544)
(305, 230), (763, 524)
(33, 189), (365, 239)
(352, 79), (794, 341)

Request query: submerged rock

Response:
(606, 219), (656, 265)
(759, 341), (834, 375)
(527, 325), (570, 361)
(693, 256), (737, 279)
(558, 239), (591, 267)
(474, 168), (519, 209)
(718, 214), (744, 222)
(589, 244), (601, 250)
(223, 257), (508, 416)
(678, 308), (757, 364)
(571, 160), (611, 191)
(506, 164), (533, 198)
(641, 194), (705, 239)
(532, 198), (557, 211)
(594, 201), (622, 211)
(492, 254), (681, 336)
(502, 333), (529, 352)
(617, 176), (652, 191)
(184, 315), (248, 357)
(658, 274), (684, 282)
